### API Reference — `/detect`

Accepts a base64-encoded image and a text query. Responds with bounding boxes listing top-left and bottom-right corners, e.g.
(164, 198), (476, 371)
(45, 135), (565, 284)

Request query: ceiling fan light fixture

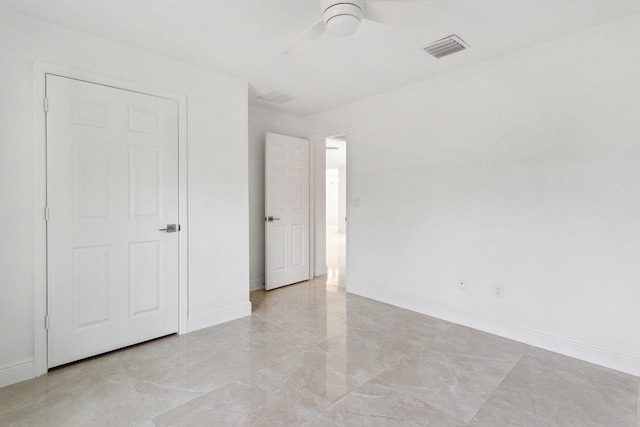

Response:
(322, 1), (363, 37)
(326, 14), (361, 37)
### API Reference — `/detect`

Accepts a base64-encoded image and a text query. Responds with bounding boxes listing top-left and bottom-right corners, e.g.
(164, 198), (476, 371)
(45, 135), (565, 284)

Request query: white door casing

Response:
(265, 133), (310, 290)
(46, 75), (179, 367)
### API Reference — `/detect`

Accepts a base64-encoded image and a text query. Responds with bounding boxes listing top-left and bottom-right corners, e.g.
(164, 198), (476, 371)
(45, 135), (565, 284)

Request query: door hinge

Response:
(43, 98), (49, 112)
(44, 206), (49, 221)
(44, 315), (50, 330)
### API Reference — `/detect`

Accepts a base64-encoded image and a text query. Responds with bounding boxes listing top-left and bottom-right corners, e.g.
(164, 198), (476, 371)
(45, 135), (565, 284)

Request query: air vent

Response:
(424, 35), (468, 59)
(257, 91), (297, 104)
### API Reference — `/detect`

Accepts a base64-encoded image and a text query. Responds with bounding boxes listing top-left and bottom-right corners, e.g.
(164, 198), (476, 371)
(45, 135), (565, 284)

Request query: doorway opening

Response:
(325, 135), (347, 290)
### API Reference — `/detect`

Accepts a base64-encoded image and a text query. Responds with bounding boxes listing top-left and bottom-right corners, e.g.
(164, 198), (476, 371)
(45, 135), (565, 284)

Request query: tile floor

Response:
(1, 228), (638, 426)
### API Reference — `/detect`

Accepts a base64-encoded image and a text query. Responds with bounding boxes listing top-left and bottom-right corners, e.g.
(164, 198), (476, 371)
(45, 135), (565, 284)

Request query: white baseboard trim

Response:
(250, 278), (265, 292)
(440, 308), (640, 377)
(349, 290), (640, 377)
(186, 301), (252, 333)
(0, 359), (35, 388)
(314, 265), (328, 277)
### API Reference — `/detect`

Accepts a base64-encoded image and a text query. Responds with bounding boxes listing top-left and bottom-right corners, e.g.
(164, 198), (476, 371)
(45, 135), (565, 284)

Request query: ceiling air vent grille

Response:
(257, 91), (297, 104)
(424, 35), (468, 59)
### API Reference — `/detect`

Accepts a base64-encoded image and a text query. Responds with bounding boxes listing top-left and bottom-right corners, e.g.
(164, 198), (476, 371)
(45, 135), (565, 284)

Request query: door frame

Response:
(308, 130), (350, 285)
(32, 61), (189, 376)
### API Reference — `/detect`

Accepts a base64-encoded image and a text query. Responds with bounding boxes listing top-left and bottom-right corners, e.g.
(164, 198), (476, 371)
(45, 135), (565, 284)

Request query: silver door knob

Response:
(265, 216), (281, 222)
(159, 224), (178, 232)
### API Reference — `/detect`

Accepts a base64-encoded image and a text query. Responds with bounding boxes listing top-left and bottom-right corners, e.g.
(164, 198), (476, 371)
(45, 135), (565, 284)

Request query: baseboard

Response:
(348, 289), (640, 377)
(314, 264), (328, 276)
(0, 359), (35, 388)
(441, 309), (640, 377)
(186, 301), (252, 333)
(250, 278), (264, 292)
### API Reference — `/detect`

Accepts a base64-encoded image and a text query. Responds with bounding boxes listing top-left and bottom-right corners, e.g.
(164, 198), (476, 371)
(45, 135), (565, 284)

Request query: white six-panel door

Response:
(46, 75), (179, 368)
(265, 132), (310, 290)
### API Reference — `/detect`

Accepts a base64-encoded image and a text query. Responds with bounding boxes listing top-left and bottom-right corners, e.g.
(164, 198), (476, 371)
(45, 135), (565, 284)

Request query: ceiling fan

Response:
(285, 0), (441, 54)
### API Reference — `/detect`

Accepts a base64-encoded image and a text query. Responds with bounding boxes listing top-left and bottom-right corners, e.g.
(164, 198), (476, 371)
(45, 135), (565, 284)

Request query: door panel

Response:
(129, 240), (163, 316)
(72, 245), (111, 327)
(74, 141), (109, 218)
(129, 147), (161, 217)
(46, 75), (179, 368)
(265, 133), (310, 290)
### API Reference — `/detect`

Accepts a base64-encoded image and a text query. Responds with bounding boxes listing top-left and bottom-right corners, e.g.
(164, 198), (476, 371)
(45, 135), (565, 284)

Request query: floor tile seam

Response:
(133, 377), (206, 396)
(186, 378), (260, 413)
(521, 352), (637, 386)
(284, 367), (336, 403)
(319, 326), (351, 344)
(337, 382), (468, 425)
(418, 351), (522, 364)
(0, 384), (56, 416)
(395, 387), (482, 425)
(249, 311), (291, 327)
(311, 352), (384, 389)
(253, 302), (331, 316)
(3, 379), (142, 424)
(25, 369), (139, 413)
(466, 354), (525, 424)
(299, 406), (339, 425)
(355, 307), (398, 320)
(0, 402), (41, 420)
(252, 297), (320, 308)
(253, 345), (318, 379)
(148, 372), (259, 420)
(344, 411), (427, 424)
(138, 386), (206, 420)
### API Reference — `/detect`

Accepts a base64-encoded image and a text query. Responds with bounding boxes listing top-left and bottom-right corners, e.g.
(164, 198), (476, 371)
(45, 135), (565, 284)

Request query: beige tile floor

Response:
(1, 228), (638, 426)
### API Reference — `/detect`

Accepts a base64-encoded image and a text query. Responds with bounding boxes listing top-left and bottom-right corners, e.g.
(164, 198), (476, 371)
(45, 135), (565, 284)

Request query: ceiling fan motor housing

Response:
(321, 0), (364, 37)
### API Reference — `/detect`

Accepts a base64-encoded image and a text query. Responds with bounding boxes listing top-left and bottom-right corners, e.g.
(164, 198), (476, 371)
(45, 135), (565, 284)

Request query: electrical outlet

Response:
(457, 279), (466, 291)
(493, 284), (504, 299)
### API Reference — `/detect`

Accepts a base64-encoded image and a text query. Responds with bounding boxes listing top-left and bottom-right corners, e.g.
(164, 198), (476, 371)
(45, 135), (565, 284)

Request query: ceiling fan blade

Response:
(363, 1), (441, 29)
(284, 20), (326, 55)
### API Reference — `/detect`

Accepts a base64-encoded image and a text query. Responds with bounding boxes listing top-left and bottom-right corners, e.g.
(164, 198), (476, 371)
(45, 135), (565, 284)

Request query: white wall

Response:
(248, 106), (306, 290)
(305, 15), (640, 376)
(0, 11), (250, 387)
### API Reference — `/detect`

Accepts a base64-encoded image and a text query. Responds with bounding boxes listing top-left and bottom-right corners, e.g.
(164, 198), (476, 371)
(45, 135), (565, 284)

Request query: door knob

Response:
(159, 224), (178, 232)
(265, 216), (281, 222)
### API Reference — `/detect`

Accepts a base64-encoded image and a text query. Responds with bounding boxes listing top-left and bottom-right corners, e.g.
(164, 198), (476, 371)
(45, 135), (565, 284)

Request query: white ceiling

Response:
(2, 0), (638, 116)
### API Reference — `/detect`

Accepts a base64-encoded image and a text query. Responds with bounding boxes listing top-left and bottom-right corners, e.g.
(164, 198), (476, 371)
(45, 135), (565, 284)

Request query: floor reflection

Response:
(2, 230), (636, 425)
(326, 224), (346, 291)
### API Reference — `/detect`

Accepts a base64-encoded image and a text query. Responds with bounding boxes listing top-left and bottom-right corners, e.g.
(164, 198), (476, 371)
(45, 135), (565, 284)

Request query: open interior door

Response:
(265, 132), (310, 290)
